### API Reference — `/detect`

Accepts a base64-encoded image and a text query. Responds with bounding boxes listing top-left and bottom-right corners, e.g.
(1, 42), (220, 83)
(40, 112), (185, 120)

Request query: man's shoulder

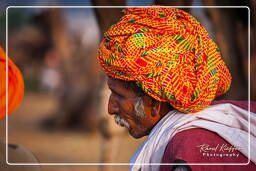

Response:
(160, 128), (256, 171)
(171, 128), (222, 148)
(163, 128), (224, 162)
(162, 128), (249, 161)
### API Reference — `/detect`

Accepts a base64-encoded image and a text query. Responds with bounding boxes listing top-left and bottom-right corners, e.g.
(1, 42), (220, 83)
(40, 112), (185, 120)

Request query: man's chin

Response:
(128, 129), (146, 139)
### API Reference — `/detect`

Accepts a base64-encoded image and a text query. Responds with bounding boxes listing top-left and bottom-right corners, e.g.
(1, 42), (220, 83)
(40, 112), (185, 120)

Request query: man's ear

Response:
(151, 99), (161, 117)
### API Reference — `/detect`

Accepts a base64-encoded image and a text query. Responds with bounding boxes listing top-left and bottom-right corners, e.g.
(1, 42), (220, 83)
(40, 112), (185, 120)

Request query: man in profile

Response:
(97, 7), (256, 171)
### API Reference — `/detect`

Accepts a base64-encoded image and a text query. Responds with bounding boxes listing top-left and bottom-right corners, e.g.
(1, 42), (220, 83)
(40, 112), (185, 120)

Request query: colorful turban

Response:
(0, 47), (24, 118)
(98, 7), (232, 113)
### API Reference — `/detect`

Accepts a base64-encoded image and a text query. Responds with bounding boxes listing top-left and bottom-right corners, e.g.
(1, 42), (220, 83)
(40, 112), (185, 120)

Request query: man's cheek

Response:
(120, 100), (134, 112)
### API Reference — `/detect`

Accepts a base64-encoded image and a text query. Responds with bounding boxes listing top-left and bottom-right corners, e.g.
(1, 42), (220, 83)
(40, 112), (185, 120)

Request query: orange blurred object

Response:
(0, 47), (24, 119)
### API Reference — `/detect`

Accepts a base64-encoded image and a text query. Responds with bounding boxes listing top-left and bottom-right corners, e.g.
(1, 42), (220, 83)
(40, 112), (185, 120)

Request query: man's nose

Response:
(108, 93), (119, 115)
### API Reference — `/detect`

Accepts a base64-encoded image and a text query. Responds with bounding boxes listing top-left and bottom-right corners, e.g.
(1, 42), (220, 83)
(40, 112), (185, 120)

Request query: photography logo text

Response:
(197, 143), (242, 158)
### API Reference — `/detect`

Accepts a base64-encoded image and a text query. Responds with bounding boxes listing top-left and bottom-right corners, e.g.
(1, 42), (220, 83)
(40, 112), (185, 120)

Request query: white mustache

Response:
(114, 115), (130, 129)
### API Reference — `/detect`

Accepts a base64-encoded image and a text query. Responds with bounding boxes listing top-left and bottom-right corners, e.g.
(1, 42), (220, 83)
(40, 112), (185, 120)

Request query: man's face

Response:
(107, 77), (161, 138)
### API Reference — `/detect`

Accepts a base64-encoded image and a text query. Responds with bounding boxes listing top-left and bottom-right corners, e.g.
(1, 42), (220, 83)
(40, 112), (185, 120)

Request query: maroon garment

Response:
(211, 100), (256, 112)
(160, 100), (256, 171)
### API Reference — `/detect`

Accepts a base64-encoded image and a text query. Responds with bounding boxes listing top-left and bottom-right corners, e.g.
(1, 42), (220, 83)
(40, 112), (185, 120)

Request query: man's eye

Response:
(116, 93), (123, 98)
(113, 91), (124, 98)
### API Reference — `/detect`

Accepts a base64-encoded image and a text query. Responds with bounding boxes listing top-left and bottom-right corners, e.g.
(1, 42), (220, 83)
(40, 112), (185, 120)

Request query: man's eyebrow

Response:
(107, 83), (115, 90)
(109, 87), (119, 94)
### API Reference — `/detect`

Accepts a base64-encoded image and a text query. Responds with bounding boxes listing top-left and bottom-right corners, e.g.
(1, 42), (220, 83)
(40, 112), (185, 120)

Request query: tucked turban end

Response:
(98, 7), (232, 113)
(0, 47), (24, 119)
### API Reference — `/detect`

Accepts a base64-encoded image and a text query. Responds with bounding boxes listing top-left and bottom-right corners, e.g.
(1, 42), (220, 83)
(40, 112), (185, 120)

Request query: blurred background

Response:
(0, 0), (255, 171)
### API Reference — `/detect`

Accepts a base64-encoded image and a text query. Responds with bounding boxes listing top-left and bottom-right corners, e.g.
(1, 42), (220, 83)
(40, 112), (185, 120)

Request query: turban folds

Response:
(0, 47), (24, 118)
(98, 7), (232, 113)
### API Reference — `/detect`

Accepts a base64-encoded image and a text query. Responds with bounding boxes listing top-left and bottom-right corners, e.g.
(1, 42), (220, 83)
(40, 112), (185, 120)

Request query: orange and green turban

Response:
(0, 47), (24, 119)
(97, 7), (232, 113)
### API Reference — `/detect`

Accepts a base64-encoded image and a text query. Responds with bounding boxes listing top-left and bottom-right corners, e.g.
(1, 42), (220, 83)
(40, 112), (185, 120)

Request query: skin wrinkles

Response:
(107, 77), (173, 138)
(114, 97), (144, 128)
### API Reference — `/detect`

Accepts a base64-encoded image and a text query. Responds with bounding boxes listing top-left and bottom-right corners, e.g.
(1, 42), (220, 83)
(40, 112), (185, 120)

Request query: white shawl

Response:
(129, 103), (256, 171)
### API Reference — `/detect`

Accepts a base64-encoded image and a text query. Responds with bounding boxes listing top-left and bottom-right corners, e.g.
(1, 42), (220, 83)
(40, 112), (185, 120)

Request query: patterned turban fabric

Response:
(98, 7), (232, 113)
(0, 47), (24, 118)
